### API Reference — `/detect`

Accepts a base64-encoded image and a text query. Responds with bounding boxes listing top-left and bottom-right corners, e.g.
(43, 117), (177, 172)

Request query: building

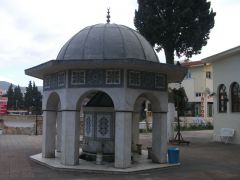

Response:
(202, 46), (240, 144)
(169, 60), (213, 126)
(25, 21), (186, 170)
(181, 61), (213, 121)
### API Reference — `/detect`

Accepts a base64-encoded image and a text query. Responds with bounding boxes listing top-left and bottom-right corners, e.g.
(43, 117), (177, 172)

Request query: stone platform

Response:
(30, 150), (179, 174)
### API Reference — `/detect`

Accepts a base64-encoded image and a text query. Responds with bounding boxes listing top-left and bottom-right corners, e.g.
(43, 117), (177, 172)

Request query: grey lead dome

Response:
(57, 23), (159, 62)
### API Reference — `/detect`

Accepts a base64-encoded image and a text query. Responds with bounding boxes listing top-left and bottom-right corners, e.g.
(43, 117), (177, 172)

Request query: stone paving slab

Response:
(0, 131), (240, 179)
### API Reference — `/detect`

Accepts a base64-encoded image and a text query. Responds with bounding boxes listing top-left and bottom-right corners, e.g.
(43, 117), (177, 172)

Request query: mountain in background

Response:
(0, 81), (43, 94)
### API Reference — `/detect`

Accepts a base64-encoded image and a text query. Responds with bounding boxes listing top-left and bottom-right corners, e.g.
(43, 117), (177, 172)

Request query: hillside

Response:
(0, 81), (43, 94)
(0, 81), (12, 91)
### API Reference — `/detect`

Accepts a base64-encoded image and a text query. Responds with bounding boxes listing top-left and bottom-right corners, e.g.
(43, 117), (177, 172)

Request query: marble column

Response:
(114, 111), (132, 168)
(56, 111), (62, 152)
(132, 112), (140, 152)
(61, 111), (80, 165)
(42, 111), (56, 158)
(152, 112), (167, 163)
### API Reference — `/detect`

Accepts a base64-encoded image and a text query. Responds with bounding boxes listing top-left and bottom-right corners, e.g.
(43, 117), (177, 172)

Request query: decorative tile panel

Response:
(71, 71), (85, 85)
(155, 73), (166, 89)
(96, 113), (113, 139)
(106, 70), (121, 85)
(129, 71), (140, 86)
(84, 113), (94, 138)
(69, 69), (123, 88)
(58, 72), (66, 87)
(43, 71), (66, 91)
(127, 70), (166, 91)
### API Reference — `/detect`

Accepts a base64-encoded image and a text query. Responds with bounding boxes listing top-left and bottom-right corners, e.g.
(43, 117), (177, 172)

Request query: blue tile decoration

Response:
(98, 117), (109, 136)
(43, 71), (66, 91)
(127, 70), (166, 91)
(84, 113), (94, 138)
(68, 69), (124, 88)
(43, 69), (166, 91)
(96, 113), (112, 139)
(83, 112), (114, 140)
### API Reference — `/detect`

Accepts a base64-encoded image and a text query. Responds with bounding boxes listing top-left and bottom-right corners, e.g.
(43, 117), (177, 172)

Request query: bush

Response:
(175, 122), (213, 131)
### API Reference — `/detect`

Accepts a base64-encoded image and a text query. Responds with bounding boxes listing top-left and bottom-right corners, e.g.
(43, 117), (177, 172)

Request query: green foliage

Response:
(134, 0), (216, 64)
(24, 81), (33, 111)
(176, 122), (213, 131)
(171, 87), (188, 116)
(13, 85), (24, 110)
(24, 81), (42, 114)
(32, 82), (42, 115)
(6, 84), (14, 110)
(5, 81), (42, 114)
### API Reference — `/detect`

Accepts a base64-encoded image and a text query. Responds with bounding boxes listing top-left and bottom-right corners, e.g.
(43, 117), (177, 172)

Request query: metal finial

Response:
(106, 8), (110, 23)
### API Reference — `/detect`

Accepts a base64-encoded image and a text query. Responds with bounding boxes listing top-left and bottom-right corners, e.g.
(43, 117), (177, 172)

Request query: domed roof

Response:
(56, 23), (159, 62)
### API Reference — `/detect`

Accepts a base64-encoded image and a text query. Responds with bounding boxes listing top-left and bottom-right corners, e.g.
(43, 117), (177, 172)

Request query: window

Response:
(44, 76), (50, 89)
(129, 71), (140, 86)
(207, 102), (213, 117)
(58, 72), (65, 87)
(219, 84), (227, 113)
(231, 82), (240, 112)
(206, 71), (211, 79)
(195, 92), (202, 97)
(155, 73), (165, 89)
(194, 103), (201, 116)
(71, 71), (85, 85)
(185, 71), (192, 79)
(106, 70), (120, 84)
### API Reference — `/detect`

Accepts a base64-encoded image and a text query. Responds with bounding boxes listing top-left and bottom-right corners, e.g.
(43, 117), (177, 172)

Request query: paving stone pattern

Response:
(0, 131), (240, 180)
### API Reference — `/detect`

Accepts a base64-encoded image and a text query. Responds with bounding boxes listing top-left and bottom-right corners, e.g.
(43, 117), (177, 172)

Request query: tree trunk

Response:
(164, 47), (174, 64)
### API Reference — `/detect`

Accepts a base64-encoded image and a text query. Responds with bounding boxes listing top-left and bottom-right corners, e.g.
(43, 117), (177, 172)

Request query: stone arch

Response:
(132, 92), (160, 150)
(46, 92), (61, 110)
(133, 92), (161, 113)
(76, 89), (116, 110)
(75, 89), (115, 162)
(42, 92), (61, 158)
(132, 91), (167, 164)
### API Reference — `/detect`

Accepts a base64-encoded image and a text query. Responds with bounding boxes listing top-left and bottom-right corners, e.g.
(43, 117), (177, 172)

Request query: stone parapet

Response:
(0, 115), (43, 135)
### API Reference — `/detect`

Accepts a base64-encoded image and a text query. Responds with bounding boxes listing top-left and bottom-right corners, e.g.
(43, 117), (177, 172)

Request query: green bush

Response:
(175, 122), (213, 131)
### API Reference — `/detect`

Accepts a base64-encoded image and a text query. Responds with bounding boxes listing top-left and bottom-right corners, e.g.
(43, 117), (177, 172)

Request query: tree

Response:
(13, 85), (24, 110)
(170, 86), (189, 144)
(24, 81), (33, 112)
(32, 82), (42, 115)
(172, 87), (188, 116)
(6, 84), (14, 110)
(24, 81), (42, 114)
(134, 0), (216, 64)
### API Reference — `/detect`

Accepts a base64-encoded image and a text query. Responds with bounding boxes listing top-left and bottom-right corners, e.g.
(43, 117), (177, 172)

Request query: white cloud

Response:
(0, 0), (239, 85)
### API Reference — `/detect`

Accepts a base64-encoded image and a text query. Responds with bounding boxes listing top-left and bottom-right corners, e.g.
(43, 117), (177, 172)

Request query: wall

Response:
(0, 115), (43, 135)
(182, 64), (213, 102)
(212, 54), (240, 144)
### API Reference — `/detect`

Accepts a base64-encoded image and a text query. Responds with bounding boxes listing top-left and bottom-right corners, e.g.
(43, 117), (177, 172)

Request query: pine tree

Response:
(24, 81), (33, 112)
(6, 84), (14, 110)
(32, 82), (42, 115)
(134, 0), (216, 64)
(13, 85), (24, 110)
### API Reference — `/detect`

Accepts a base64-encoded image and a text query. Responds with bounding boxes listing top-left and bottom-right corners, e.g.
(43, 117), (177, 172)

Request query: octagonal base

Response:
(30, 150), (180, 174)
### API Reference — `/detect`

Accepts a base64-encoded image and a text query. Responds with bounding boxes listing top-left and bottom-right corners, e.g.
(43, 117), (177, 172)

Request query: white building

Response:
(170, 61), (214, 125)
(202, 46), (240, 144)
(181, 61), (213, 119)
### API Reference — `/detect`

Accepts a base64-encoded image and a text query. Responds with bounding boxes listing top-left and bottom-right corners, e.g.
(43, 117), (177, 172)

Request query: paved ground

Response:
(0, 130), (240, 180)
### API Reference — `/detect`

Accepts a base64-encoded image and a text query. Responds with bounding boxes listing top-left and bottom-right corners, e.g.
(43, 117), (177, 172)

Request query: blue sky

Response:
(0, 0), (239, 86)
